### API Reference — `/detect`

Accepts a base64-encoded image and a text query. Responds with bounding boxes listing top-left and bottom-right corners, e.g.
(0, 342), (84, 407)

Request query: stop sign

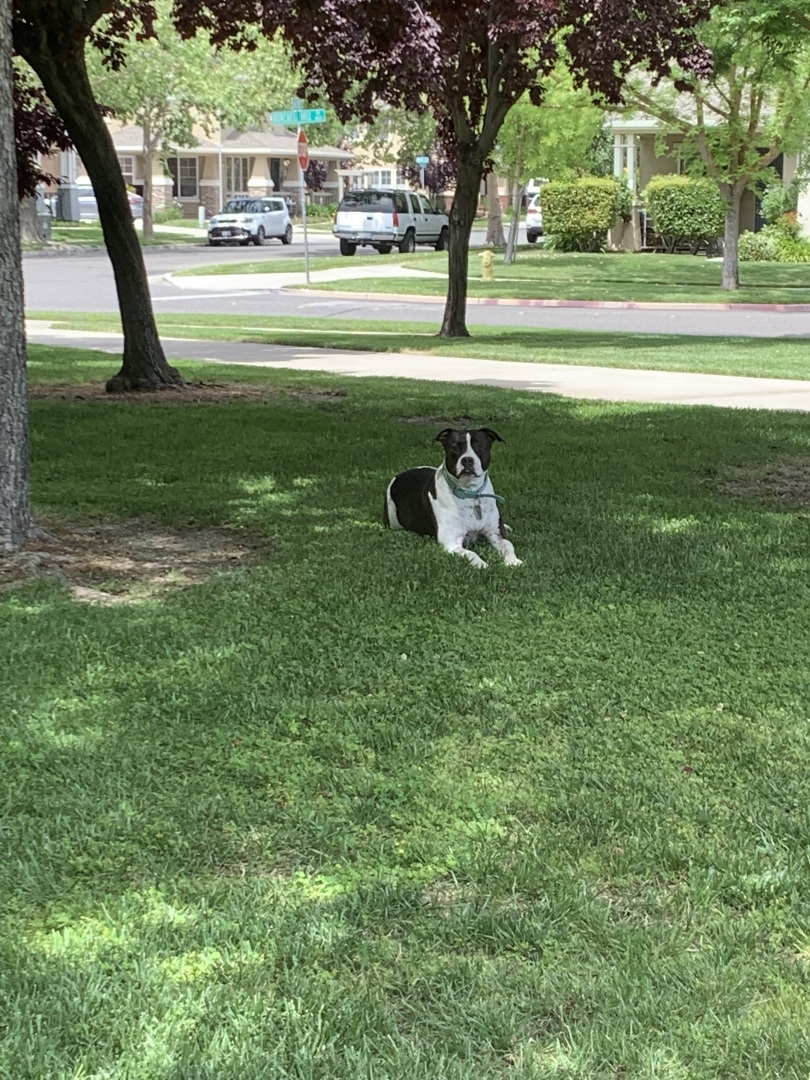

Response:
(297, 129), (309, 170)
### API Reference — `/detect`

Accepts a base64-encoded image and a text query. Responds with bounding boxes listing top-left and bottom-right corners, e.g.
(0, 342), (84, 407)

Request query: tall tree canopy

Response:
(178, 0), (714, 335)
(622, 0), (810, 289)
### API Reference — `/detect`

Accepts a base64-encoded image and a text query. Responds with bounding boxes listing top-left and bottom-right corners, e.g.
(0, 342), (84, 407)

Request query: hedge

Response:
(542, 177), (626, 252)
(643, 175), (725, 253)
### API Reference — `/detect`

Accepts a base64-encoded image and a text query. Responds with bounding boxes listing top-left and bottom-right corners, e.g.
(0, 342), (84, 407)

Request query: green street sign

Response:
(270, 108), (327, 126)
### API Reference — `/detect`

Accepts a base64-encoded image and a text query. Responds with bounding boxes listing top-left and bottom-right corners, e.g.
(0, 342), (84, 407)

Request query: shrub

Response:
(738, 223), (810, 263)
(154, 203), (184, 223)
(305, 202), (338, 220)
(643, 175), (725, 253)
(771, 211), (802, 241)
(760, 179), (799, 225)
(738, 229), (780, 261)
(541, 177), (627, 252)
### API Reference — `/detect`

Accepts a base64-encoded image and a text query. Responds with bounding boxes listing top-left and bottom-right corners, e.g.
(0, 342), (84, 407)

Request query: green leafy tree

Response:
(623, 0), (810, 288)
(87, 3), (299, 238)
(497, 71), (606, 261)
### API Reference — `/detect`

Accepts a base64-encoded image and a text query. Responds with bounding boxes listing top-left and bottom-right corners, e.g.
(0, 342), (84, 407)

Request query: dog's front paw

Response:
(504, 554), (523, 567)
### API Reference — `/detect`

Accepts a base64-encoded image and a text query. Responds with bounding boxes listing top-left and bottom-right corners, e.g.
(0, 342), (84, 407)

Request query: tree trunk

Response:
(485, 171), (505, 246)
(0, 0), (32, 552)
(141, 114), (154, 242)
(20, 45), (181, 391)
(19, 195), (43, 243)
(504, 178), (524, 266)
(440, 148), (483, 338)
(721, 183), (744, 291)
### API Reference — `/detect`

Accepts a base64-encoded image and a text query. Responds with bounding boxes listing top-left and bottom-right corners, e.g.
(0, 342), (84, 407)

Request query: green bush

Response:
(306, 202), (338, 220)
(154, 203), (184, 223)
(643, 175), (725, 253)
(738, 222), (810, 262)
(542, 177), (626, 252)
(759, 179), (799, 224)
(738, 229), (781, 261)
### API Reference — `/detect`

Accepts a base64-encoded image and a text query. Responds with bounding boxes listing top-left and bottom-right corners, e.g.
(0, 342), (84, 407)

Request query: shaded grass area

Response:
(4, 345), (810, 1077)
(177, 249), (810, 306)
(28, 310), (810, 382)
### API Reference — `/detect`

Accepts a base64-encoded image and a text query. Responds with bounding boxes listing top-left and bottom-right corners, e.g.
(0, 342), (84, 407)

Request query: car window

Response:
(340, 191), (395, 213)
(395, 192), (409, 214)
(270, 199), (285, 212)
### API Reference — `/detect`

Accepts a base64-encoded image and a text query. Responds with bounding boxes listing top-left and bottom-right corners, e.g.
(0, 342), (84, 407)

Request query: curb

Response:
(281, 287), (810, 313)
(163, 272), (810, 313)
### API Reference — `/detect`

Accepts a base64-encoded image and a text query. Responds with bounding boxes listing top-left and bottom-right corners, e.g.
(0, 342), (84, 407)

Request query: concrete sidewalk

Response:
(26, 322), (810, 412)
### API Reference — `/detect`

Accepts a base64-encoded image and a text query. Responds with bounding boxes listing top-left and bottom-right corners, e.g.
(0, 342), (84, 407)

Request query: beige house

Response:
(610, 116), (809, 249)
(109, 122), (351, 216)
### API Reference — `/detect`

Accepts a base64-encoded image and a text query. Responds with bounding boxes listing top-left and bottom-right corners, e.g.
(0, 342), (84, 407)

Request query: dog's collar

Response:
(438, 463), (504, 503)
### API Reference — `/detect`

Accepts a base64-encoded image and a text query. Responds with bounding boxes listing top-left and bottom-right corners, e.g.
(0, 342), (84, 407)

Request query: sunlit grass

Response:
(28, 310), (810, 382)
(4, 345), (810, 1077)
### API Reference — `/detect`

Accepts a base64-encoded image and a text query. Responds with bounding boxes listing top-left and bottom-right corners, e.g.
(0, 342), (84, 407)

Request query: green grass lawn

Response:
(46, 222), (204, 247)
(3, 344), (810, 1077)
(28, 310), (810, 382)
(177, 249), (810, 306)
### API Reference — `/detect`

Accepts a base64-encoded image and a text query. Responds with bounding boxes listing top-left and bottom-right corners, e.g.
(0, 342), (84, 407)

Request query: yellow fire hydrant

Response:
(478, 249), (495, 282)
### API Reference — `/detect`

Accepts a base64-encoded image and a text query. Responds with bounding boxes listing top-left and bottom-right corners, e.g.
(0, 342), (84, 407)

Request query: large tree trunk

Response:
(20, 45), (181, 391)
(440, 147), (484, 338)
(485, 170), (505, 246)
(721, 182), (745, 291)
(0, 0), (31, 552)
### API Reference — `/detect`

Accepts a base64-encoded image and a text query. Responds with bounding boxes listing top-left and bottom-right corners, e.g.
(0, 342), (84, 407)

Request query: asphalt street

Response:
(23, 230), (810, 339)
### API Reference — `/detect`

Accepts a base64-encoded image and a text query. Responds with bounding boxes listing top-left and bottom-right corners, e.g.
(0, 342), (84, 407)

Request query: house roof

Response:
(110, 123), (351, 161)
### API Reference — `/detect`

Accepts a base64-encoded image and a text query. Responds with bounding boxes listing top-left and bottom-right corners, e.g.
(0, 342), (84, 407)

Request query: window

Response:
(118, 155), (135, 186)
(339, 191), (396, 212)
(226, 157), (250, 197)
(379, 169), (393, 186)
(167, 156), (199, 199)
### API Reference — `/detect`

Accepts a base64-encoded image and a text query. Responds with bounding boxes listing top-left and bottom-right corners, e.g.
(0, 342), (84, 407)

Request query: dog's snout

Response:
(459, 456), (475, 472)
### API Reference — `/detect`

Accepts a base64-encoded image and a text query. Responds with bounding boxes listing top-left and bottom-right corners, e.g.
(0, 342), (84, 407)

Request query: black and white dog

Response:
(384, 428), (522, 569)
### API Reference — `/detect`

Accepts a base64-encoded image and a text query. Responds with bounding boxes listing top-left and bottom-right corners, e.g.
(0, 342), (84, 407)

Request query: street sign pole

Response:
(415, 155), (430, 192)
(298, 126), (310, 285)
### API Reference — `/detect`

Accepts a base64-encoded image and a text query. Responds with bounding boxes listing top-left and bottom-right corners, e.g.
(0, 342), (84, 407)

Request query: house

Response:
(45, 118), (353, 218)
(609, 116), (810, 249)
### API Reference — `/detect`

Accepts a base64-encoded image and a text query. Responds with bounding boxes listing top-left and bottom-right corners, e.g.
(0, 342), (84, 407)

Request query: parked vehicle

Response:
(333, 188), (449, 255)
(47, 183), (144, 221)
(208, 197), (293, 246)
(525, 193), (543, 243)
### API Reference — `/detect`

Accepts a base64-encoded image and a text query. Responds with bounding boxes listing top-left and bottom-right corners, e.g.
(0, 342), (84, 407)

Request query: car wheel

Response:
(282, 224), (293, 245)
(377, 243), (392, 254)
(434, 227), (449, 252)
(208, 239), (220, 246)
(339, 239), (357, 256)
(399, 231), (416, 254)
(254, 226), (266, 246)
(240, 237), (250, 246)
(527, 233), (538, 244)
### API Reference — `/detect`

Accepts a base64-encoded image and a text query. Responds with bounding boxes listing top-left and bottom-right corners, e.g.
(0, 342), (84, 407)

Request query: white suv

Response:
(208, 197), (293, 246)
(334, 188), (449, 255)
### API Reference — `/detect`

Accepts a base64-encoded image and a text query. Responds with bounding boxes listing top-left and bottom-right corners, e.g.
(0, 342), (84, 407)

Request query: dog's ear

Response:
(435, 428), (454, 444)
(479, 428), (504, 444)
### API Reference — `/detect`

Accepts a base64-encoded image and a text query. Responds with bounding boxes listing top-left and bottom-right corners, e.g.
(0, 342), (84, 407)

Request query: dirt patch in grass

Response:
(0, 517), (271, 603)
(28, 381), (347, 405)
(714, 458), (810, 507)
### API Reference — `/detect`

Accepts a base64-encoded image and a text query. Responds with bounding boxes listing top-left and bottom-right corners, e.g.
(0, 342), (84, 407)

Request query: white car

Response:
(334, 188), (449, 255)
(208, 196), (293, 246)
(526, 193), (543, 243)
